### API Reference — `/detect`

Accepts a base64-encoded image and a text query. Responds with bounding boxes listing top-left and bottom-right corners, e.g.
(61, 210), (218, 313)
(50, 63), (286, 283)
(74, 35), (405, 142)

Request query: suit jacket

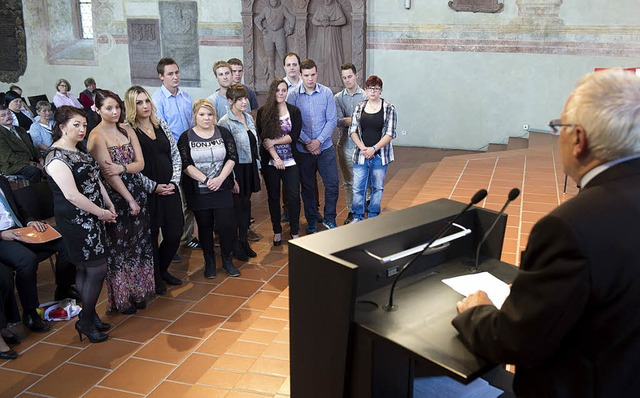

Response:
(452, 158), (640, 397)
(0, 175), (34, 229)
(0, 125), (41, 175)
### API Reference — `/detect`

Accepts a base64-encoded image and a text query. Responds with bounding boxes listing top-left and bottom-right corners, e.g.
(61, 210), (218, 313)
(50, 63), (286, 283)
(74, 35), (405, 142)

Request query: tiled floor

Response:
(1, 133), (576, 397)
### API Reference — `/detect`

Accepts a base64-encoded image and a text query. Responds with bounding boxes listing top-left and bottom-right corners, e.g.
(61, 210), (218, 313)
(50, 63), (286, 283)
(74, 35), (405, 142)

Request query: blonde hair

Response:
(192, 98), (217, 126)
(124, 85), (160, 129)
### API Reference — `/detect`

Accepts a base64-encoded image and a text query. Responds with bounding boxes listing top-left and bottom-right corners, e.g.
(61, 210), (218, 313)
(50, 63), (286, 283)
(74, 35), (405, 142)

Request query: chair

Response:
(13, 181), (57, 269)
(2, 174), (30, 189)
(27, 94), (50, 108)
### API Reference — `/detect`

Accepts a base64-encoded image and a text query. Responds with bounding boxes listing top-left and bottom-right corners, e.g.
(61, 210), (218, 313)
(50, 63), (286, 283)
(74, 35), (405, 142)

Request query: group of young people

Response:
(0, 52), (397, 356)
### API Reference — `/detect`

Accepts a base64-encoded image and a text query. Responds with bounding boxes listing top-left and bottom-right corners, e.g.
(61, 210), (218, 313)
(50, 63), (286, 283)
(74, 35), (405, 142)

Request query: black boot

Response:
(240, 240), (257, 258)
(233, 241), (249, 261)
(222, 255), (240, 277)
(204, 253), (217, 279)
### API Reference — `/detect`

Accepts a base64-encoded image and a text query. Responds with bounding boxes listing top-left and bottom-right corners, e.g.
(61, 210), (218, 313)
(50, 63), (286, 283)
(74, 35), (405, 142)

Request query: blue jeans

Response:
(298, 147), (339, 226)
(352, 155), (387, 220)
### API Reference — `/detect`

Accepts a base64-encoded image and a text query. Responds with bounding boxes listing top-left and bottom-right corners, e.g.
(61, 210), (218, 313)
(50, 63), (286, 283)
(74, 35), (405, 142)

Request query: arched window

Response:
(78, 0), (94, 39)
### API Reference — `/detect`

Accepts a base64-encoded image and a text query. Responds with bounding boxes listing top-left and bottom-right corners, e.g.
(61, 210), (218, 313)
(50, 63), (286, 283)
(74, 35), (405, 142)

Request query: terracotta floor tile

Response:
(226, 340), (268, 358)
(277, 376), (290, 395)
(135, 332), (200, 364)
(0, 368), (42, 397)
(237, 264), (280, 281)
(139, 297), (195, 321)
(83, 387), (142, 398)
(243, 291), (280, 310)
(166, 281), (217, 301)
(3, 342), (80, 375)
(148, 381), (229, 398)
(261, 306), (289, 321)
(167, 352), (219, 384)
(273, 329), (289, 344)
(69, 339), (141, 369)
(99, 358), (175, 395)
(262, 275), (288, 293)
(43, 321), (88, 348)
(190, 293), (247, 317)
(270, 297), (289, 309)
(213, 354), (256, 372)
(197, 329), (243, 356)
(226, 390), (273, 398)
(221, 308), (263, 332)
(258, 251), (289, 268)
(262, 342), (290, 360)
(199, 368), (244, 389)
(250, 317), (288, 333)
(249, 357), (290, 377)
(109, 316), (170, 343)
(234, 372), (287, 395)
(214, 278), (265, 298)
(238, 329), (278, 345)
(28, 363), (108, 397)
(165, 312), (226, 338)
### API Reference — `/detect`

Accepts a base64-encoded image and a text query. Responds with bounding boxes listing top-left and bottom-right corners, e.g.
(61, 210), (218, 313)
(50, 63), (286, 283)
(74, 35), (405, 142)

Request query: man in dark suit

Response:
(0, 175), (77, 332)
(452, 69), (640, 397)
(0, 104), (44, 183)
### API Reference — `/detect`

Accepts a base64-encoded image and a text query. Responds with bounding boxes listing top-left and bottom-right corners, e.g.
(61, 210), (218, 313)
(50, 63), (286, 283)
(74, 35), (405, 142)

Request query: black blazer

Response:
(256, 102), (302, 169)
(0, 175), (34, 229)
(453, 157), (640, 397)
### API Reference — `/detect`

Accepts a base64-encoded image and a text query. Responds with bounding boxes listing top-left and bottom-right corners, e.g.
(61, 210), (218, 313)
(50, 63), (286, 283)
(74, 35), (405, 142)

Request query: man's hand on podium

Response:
(456, 290), (494, 313)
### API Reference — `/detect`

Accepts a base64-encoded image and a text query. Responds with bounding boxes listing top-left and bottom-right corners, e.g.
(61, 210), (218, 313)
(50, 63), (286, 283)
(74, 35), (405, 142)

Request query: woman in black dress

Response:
(45, 106), (117, 343)
(177, 99), (240, 279)
(124, 86), (184, 295)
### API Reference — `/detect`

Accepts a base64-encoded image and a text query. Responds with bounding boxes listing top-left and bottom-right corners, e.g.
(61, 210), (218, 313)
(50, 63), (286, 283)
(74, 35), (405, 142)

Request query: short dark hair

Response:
(0, 104), (8, 112)
(84, 77), (96, 87)
(365, 75), (383, 90)
(341, 63), (357, 74)
(300, 59), (317, 72)
(157, 57), (178, 75)
(225, 83), (249, 102)
(227, 58), (243, 67)
(283, 52), (301, 66)
(9, 84), (21, 92)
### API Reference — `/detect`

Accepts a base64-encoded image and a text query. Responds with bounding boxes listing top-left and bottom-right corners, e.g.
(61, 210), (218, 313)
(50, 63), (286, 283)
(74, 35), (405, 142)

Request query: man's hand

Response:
(456, 290), (494, 313)
(306, 139), (321, 155)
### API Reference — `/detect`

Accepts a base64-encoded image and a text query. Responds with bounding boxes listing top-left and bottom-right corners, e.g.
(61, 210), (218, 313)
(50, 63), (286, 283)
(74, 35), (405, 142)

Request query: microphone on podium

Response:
(472, 187), (520, 273)
(383, 188), (488, 312)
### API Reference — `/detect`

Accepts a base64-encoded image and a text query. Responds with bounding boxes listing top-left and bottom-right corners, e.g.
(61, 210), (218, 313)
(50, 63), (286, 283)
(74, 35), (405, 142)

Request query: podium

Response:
(289, 198), (518, 397)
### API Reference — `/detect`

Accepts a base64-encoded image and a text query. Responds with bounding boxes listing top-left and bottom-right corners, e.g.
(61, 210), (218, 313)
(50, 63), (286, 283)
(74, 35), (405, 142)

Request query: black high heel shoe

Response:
(78, 311), (111, 332)
(75, 321), (108, 343)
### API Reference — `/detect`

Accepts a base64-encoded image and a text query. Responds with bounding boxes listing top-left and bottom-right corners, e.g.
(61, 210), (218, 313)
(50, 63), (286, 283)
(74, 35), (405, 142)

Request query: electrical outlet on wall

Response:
(523, 124), (529, 131)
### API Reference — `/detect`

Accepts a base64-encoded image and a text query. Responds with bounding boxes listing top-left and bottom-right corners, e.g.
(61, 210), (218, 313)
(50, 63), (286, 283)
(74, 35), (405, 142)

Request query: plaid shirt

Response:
(349, 99), (397, 166)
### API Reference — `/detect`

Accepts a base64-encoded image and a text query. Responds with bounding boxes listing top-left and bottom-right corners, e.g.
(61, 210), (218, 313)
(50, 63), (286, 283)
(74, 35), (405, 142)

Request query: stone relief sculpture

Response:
(448, 0), (504, 13)
(308, 0), (347, 88)
(242, 0), (366, 93)
(0, 0), (27, 82)
(254, 0), (296, 84)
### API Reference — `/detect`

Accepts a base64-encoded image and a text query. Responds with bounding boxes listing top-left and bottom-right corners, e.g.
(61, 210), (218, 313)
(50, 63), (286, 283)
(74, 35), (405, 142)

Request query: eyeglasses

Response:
(58, 84), (68, 88)
(367, 87), (382, 92)
(548, 119), (579, 134)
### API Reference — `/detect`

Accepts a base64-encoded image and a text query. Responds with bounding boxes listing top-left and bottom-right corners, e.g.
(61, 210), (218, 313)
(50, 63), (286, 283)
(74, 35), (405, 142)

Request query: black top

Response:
(136, 126), (173, 186)
(360, 106), (384, 148)
(12, 110), (33, 131)
(256, 102), (303, 169)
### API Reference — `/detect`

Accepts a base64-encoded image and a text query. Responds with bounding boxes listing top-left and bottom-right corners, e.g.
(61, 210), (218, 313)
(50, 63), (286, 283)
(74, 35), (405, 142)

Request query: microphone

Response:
(383, 188), (488, 311)
(472, 188), (520, 272)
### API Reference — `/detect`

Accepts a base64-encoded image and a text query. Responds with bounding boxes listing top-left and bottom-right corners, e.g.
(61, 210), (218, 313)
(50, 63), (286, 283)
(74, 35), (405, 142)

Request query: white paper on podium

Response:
(442, 272), (511, 309)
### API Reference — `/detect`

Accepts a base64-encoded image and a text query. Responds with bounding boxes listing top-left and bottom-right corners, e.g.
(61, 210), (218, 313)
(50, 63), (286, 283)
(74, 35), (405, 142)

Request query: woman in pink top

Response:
(52, 78), (83, 109)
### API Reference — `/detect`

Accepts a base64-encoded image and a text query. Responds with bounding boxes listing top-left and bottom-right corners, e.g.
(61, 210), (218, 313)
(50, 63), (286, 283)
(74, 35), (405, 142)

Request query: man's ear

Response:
(573, 125), (589, 158)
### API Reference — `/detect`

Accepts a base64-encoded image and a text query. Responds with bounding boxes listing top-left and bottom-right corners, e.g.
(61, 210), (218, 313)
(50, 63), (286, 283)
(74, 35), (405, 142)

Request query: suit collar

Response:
(582, 157), (640, 190)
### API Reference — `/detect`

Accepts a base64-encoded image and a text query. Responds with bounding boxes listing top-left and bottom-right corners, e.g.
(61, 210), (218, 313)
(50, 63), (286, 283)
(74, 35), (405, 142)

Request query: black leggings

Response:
(76, 260), (107, 328)
(233, 193), (252, 241)
(193, 207), (235, 258)
(263, 164), (300, 235)
(149, 193), (184, 281)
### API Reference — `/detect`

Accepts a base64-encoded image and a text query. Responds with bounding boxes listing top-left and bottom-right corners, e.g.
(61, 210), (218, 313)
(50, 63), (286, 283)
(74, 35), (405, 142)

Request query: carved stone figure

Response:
(254, 0), (296, 83)
(309, 0), (347, 88)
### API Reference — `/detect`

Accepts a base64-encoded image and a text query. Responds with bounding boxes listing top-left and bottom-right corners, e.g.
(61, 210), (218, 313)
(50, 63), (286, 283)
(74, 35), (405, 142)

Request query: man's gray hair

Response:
(565, 69), (640, 161)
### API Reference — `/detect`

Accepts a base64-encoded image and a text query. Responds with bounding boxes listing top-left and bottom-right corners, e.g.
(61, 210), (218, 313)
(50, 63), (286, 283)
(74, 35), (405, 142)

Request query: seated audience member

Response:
(0, 175), (78, 333)
(452, 69), (640, 397)
(28, 101), (55, 154)
(78, 78), (99, 132)
(0, 262), (21, 359)
(4, 90), (33, 130)
(53, 78), (83, 109)
(0, 104), (44, 183)
(8, 85), (36, 119)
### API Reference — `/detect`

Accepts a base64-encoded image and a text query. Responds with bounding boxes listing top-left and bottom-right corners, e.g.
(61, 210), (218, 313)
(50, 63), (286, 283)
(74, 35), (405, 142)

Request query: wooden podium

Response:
(289, 198), (518, 397)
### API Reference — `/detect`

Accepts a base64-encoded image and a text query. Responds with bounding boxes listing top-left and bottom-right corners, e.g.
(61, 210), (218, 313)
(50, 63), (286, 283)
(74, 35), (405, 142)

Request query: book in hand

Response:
(14, 225), (61, 244)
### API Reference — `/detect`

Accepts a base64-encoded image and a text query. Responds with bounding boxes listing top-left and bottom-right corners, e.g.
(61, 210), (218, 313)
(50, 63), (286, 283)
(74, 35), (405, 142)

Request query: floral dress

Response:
(103, 143), (155, 312)
(45, 147), (107, 266)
